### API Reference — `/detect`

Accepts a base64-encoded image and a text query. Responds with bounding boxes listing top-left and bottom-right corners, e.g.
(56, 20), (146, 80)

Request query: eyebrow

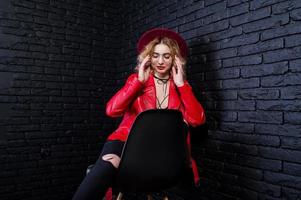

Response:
(153, 52), (171, 55)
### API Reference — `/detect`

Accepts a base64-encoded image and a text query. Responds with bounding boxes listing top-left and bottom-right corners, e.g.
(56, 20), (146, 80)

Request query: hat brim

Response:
(137, 28), (188, 58)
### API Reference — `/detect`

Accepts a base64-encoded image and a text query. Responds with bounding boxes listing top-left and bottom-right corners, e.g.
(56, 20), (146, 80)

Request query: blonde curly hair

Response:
(136, 37), (186, 75)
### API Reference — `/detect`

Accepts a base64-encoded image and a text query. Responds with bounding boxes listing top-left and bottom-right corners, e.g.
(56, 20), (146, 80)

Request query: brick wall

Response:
(1, 0), (301, 199)
(120, 0), (301, 199)
(0, 0), (121, 199)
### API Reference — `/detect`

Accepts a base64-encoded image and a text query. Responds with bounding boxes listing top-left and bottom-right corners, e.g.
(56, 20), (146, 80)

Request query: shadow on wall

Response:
(186, 36), (225, 196)
(187, 37), (217, 146)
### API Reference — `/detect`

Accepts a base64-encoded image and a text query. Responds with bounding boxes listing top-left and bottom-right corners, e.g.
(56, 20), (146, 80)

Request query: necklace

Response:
(153, 74), (170, 109)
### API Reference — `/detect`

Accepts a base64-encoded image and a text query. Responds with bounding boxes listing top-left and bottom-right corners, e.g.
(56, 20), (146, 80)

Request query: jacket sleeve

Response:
(177, 81), (206, 127)
(106, 74), (143, 118)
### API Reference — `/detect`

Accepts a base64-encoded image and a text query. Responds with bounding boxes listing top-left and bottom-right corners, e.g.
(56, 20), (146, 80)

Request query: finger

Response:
(175, 60), (181, 70)
(142, 56), (151, 69)
(175, 56), (181, 65)
(175, 59), (183, 72)
(144, 55), (150, 63)
(177, 62), (183, 72)
(175, 55), (179, 61)
(172, 66), (177, 75)
(145, 66), (150, 74)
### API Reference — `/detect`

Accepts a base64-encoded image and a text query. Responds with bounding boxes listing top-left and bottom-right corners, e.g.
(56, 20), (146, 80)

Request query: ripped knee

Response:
(102, 154), (121, 168)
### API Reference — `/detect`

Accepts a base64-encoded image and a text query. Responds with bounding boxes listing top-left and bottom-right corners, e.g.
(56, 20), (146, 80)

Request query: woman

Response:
(73, 28), (206, 200)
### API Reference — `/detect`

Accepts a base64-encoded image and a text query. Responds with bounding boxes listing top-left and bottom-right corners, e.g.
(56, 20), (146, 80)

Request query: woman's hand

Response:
(138, 55), (151, 83)
(172, 56), (185, 87)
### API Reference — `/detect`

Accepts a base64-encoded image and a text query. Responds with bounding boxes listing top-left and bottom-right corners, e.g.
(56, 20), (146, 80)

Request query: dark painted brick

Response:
(0, 96), (18, 103)
(290, 59), (301, 72)
(282, 187), (301, 200)
(0, 32), (20, 49)
(227, 0), (248, 7)
(0, 71), (14, 89)
(272, 1), (297, 14)
(238, 88), (280, 99)
(209, 26), (243, 41)
(205, 90), (237, 100)
(243, 13), (289, 33)
(15, 6), (33, 15)
(197, 19), (229, 36)
(219, 122), (254, 133)
(223, 54), (262, 67)
(261, 21), (301, 40)
(212, 131), (280, 147)
(264, 171), (301, 189)
(220, 32), (260, 49)
(237, 177), (281, 197)
(215, 100), (255, 111)
(219, 143), (258, 156)
(204, 145), (237, 163)
(283, 161), (301, 177)
(284, 111), (301, 124)
(286, 34), (301, 48)
(224, 163), (262, 180)
(261, 73), (301, 87)
(264, 46), (301, 62)
(255, 124), (301, 137)
(281, 136), (301, 150)
(258, 194), (281, 200)
(0, 19), (20, 28)
(13, 0), (35, 9)
(250, 0), (288, 10)
(203, 11), (228, 25)
(223, 77), (260, 89)
(205, 0), (224, 7)
(238, 111), (283, 124)
(257, 100), (301, 111)
(230, 7), (271, 26)
(241, 61), (288, 78)
(237, 154), (282, 171)
(205, 68), (240, 80)
(228, 2), (249, 17)
(259, 146), (301, 164)
(207, 111), (238, 122)
(203, 79), (223, 90)
(238, 38), (284, 56)
(291, 8), (301, 20)
(196, 1), (227, 19)
(207, 48), (237, 60)
(281, 86), (301, 99)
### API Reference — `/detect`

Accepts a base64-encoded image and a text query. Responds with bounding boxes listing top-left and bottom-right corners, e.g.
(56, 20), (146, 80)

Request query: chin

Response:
(155, 68), (167, 73)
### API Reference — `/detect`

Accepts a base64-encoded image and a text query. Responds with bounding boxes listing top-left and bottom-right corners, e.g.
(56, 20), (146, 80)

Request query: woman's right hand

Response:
(138, 55), (151, 83)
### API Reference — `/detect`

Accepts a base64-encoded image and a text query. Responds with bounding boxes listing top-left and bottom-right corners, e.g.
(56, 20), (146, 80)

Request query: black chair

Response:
(115, 109), (190, 200)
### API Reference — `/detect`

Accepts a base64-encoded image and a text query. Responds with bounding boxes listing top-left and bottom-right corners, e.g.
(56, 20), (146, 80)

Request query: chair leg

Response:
(147, 194), (153, 200)
(117, 192), (123, 200)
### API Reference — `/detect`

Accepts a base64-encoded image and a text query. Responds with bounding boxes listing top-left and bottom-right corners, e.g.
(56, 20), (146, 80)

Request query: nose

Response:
(158, 56), (164, 65)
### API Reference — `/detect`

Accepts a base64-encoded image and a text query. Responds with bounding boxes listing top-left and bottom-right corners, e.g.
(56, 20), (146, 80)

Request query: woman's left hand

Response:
(172, 56), (185, 87)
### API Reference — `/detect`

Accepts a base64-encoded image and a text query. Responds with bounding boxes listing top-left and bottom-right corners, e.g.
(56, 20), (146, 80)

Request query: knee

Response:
(102, 154), (121, 169)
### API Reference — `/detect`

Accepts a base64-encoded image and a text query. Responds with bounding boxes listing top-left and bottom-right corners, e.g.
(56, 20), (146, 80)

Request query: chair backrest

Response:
(115, 109), (190, 193)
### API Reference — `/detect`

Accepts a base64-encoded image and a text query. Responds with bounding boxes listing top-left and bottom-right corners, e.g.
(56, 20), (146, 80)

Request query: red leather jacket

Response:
(105, 73), (206, 184)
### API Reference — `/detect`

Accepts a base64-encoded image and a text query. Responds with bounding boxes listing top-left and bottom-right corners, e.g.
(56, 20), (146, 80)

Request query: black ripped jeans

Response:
(72, 140), (125, 200)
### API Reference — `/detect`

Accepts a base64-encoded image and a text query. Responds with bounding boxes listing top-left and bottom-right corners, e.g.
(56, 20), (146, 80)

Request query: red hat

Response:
(137, 28), (188, 58)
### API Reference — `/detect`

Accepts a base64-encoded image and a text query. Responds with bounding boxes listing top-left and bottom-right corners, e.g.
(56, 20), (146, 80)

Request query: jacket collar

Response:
(145, 73), (180, 109)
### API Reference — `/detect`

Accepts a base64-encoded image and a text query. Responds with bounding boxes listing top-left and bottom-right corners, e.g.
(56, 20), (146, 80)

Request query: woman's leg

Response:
(72, 140), (124, 200)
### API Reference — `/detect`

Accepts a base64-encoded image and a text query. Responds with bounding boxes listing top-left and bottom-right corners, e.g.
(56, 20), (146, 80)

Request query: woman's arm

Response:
(106, 74), (143, 117)
(172, 56), (206, 126)
(178, 81), (206, 127)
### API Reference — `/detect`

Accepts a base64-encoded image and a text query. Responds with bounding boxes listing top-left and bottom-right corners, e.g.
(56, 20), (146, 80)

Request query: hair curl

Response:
(136, 37), (186, 76)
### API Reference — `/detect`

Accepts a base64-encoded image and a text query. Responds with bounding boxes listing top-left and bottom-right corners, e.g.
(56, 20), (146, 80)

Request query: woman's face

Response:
(151, 43), (173, 77)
